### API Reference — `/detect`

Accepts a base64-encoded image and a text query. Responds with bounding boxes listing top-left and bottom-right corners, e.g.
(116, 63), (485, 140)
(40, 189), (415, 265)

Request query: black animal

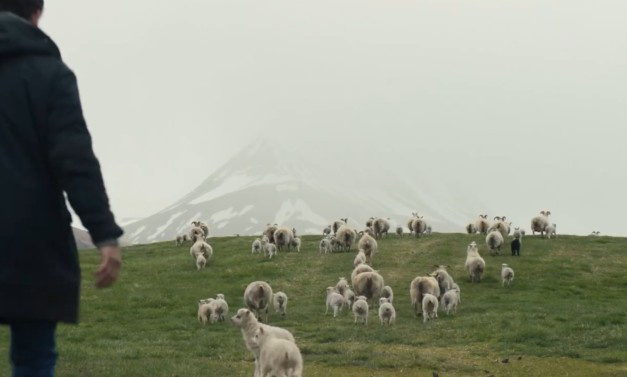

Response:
(511, 239), (521, 256)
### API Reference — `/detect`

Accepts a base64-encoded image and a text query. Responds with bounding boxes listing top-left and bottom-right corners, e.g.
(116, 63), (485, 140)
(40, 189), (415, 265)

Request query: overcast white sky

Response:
(41, 1), (626, 235)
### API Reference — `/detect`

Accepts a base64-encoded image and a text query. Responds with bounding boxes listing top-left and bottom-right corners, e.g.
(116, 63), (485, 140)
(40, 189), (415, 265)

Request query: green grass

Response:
(1, 233), (626, 376)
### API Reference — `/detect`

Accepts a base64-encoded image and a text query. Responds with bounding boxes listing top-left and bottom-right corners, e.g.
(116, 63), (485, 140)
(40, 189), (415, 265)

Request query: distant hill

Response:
(72, 227), (94, 250)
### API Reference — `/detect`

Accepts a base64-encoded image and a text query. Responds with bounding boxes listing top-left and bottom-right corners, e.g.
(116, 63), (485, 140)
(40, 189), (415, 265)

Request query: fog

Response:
(41, 1), (627, 235)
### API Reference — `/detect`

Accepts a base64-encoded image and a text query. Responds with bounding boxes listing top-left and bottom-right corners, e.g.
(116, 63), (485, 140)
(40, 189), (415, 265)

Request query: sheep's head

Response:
(326, 286), (336, 293)
(379, 297), (390, 305)
(502, 263), (508, 268)
(230, 309), (253, 327)
(216, 294), (225, 300)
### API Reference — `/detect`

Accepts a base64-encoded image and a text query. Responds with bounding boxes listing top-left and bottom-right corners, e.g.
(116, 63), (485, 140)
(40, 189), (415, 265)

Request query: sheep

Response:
(336, 225), (356, 252)
(486, 229), (504, 256)
(590, 231), (601, 236)
(264, 243), (277, 259)
(511, 238), (521, 256)
(366, 217), (375, 228)
(332, 218), (348, 235)
(290, 237), (301, 252)
(440, 287), (460, 315)
(191, 220), (210, 238)
(409, 275), (440, 317)
(363, 227), (375, 238)
(406, 217), (416, 235)
(319, 238), (332, 254)
(488, 219), (509, 239)
(325, 287), (346, 317)
(430, 265), (455, 296)
(273, 292), (288, 316)
(252, 327), (303, 377)
(197, 299), (215, 324)
(244, 281), (273, 322)
(396, 226), (403, 238)
(531, 211), (551, 237)
(353, 250), (367, 267)
(465, 223), (477, 234)
(412, 217), (427, 238)
(465, 241), (486, 282)
(357, 232), (377, 263)
(381, 285), (394, 303)
(274, 227), (294, 252)
(546, 223), (557, 239)
(330, 236), (341, 252)
(513, 227), (524, 241)
(501, 263), (515, 286)
(175, 234), (188, 246)
(425, 225), (433, 236)
(264, 224), (279, 244)
(196, 254), (206, 270)
(230, 308), (295, 377)
(335, 277), (350, 296)
(190, 237), (213, 265)
(422, 293), (439, 323)
(210, 296), (229, 323)
(189, 226), (205, 243)
(344, 288), (356, 310)
(351, 264), (375, 283)
(475, 214), (490, 235)
(352, 271), (384, 306)
(323, 225), (332, 236)
(378, 297), (396, 326)
(372, 218), (390, 239)
(251, 238), (263, 254)
(352, 296), (369, 325)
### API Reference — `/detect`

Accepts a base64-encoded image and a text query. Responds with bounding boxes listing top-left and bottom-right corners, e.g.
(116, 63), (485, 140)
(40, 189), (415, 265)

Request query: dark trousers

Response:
(8, 321), (57, 377)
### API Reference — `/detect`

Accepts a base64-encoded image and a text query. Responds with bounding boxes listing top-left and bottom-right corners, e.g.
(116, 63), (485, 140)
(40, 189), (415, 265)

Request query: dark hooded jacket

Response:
(0, 12), (123, 323)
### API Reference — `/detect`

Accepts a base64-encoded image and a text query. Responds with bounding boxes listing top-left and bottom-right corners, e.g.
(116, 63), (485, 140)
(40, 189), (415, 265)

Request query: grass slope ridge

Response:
(1, 234), (626, 376)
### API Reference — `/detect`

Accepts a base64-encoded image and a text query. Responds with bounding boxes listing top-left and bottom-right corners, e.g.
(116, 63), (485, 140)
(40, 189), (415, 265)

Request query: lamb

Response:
(273, 292), (288, 316)
(351, 264), (375, 283)
(475, 214), (490, 235)
(290, 237), (302, 252)
(422, 293), (439, 323)
(244, 281), (273, 322)
(191, 221), (210, 238)
(372, 218), (390, 239)
(230, 308), (295, 377)
(325, 287), (346, 317)
(190, 238), (213, 265)
(195, 254), (206, 270)
(210, 296), (229, 323)
(332, 218), (348, 235)
(264, 223), (279, 244)
(452, 282), (461, 303)
(488, 219), (509, 239)
(425, 225), (433, 236)
(353, 250), (367, 267)
(252, 327), (303, 377)
(357, 232), (378, 263)
(465, 241), (486, 282)
(335, 277), (350, 296)
(273, 227), (294, 252)
(319, 238), (332, 254)
(430, 265), (455, 296)
(330, 236), (341, 252)
(409, 275), (440, 316)
(352, 271), (384, 305)
(440, 287), (460, 315)
(352, 296), (369, 325)
(189, 226), (205, 243)
(531, 210), (551, 237)
(486, 229), (504, 256)
(396, 226), (403, 238)
(380, 286), (393, 304)
(344, 288), (356, 309)
(197, 299), (215, 324)
(546, 223), (557, 239)
(264, 243), (277, 259)
(323, 225), (332, 236)
(465, 223), (477, 234)
(175, 234), (188, 246)
(501, 264), (515, 286)
(251, 238), (263, 254)
(378, 297), (396, 326)
(513, 227), (524, 241)
(336, 225), (356, 252)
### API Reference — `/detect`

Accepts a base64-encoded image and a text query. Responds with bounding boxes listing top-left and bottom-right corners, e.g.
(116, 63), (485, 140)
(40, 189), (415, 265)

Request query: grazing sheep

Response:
(465, 223), (477, 234)
(546, 223), (557, 239)
(501, 264), (515, 286)
(190, 238), (213, 265)
(244, 281), (273, 322)
(357, 232), (378, 263)
(196, 254), (206, 270)
(378, 297), (396, 326)
(475, 214), (490, 235)
(273, 292), (288, 316)
(381, 285), (394, 303)
(251, 238), (263, 254)
(440, 287), (460, 315)
(430, 265), (455, 296)
(210, 296), (229, 323)
(252, 327), (303, 377)
(352, 296), (369, 325)
(336, 225), (357, 252)
(264, 243), (277, 259)
(465, 241), (486, 283)
(319, 238), (332, 254)
(396, 226), (403, 238)
(335, 277), (350, 296)
(353, 250), (367, 267)
(372, 218), (390, 239)
(189, 226), (205, 243)
(325, 287), (346, 317)
(409, 276), (440, 317)
(344, 288), (356, 310)
(352, 271), (384, 305)
(290, 237), (302, 252)
(264, 224), (279, 244)
(486, 229), (504, 256)
(531, 211), (551, 237)
(351, 264), (375, 283)
(230, 308), (295, 377)
(332, 218), (348, 235)
(274, 227), (294, 252)
(422, 293), (439, 323)
(511, 238), (521, 256)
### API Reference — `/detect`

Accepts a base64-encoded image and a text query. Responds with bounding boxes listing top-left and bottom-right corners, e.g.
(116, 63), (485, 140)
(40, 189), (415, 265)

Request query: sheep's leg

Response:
(333, 306), (339, 318)
(325, 303), (329, 315)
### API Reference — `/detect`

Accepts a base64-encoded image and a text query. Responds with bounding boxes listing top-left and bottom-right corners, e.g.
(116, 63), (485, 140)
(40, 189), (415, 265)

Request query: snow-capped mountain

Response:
(123, 139), (476, 244)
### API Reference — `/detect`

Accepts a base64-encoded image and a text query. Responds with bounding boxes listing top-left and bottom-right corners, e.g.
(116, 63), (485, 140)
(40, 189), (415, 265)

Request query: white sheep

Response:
(396, 226), (403, 238)
(209, 296), (229, 323)
(290, 237), (302, 252)
(546, 223), (557, 239)
(264, 243), (277, 259)
(352, 271), (384, 306)
(190, 238), (213, 266)
(244, 281), (273, 322)
(531, 210), (551, 237)
(189, 226), (205, 243)
(197, 299), (215, 324)
(410, 276), (440, 317)
(465, 223), (477, 234)
(422, 293), (439, 323)
(381, 285), (394, 303)
(412, 216), (428, 238)
(175, 234), (188, 246)
(352, 296), (369, 325)
(264, 224), (279, 244)
(475, 214), (490, 235)
(332, 218), (348, 234)
(451, 282), (461, 303)
(357, 232), (378, 263)
(351, 264), (375, 283)
(273, 227), (294, 252)
(336, 225), (357, 251)
(273, 292), (288, 316)
(251, 238), (263, 254)
(319, 238), (332, 254)
(335, 277), (350, 296)
(425, 225), (433, 236)
(440, 287), (460, 315)
(378, 297), (396, 326)
(430, 265), (455, 296)
(501, 264), (515, 286)
(252, 327), (303, 377)
(488, 219), (509, 239)
(344, 288), (356, 310)
(486, 229), (504, 256)
(372, 218), (390, 239)
(513, 227), (524, 241)
(465, 241), (486, 283)
(195, 254), (206, 270)
(353, 250), (367, 267)
(325, 287), (346, 317)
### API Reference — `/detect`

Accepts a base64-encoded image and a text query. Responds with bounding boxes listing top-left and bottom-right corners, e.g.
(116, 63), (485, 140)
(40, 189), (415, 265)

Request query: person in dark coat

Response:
(0, 1), (123, 375)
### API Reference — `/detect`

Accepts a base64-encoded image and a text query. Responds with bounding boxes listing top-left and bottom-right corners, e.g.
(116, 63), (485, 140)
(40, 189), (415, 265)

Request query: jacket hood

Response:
(0, 12), (60, 59)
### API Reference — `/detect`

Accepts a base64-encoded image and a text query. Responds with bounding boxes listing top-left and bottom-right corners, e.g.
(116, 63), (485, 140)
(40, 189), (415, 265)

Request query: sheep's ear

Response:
(259, 327), (265, 335)
(245, 310), (251, 316)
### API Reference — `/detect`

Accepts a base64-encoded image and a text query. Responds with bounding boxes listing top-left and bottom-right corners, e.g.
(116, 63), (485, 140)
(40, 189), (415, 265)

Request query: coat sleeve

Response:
(46, 64), (123, 245)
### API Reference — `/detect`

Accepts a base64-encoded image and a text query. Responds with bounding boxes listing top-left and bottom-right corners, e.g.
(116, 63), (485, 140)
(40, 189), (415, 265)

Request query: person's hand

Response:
(95, 245), (122, 288)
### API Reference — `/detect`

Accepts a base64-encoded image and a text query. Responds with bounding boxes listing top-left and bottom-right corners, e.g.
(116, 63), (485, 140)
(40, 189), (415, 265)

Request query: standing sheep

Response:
(335, 277), (350, 296)
(344, 288), (356, 310)
(409, 275), (440, 317)
(252, 327), (303, 377)
(486, 229), (504, 256)
(273, 292), (288, 316)
(319, 238), (332, 254)
(352, 296), (369, 325)
(465, 223), (477, 234)
(274, 227), (294, 252)
(546, 223), (557, 239)
(430, 265), (455, 296)
(531, 211), (551, 237)
(396, 226), (403, 238)
(378, 297), (396, 326)
(325, 287), (346, 317)
(372, 218), (390, 239)
(351, 264), (375, 283)
(191, 221), (210, 238)
(501, 264), (515, 286)
(336, 225), (356, 252)
(290, 237), (302, 252)
(190, 238), (213, 266)
(488, 219), (509, 239)
(381, 285), (394, 303)
(511, 238), (521, 256)
(264, 224), (279, 244)
(353, 250), (367, 267)
(440, 287), (460, 315)
(189, 226), (205, 243)
(251, 238), (263, 254)
(210, 296), (229, 323)
(244, 281), (273, 322)
(323, 225), (332, 236)
(412, 217), (428, 238)
(195, 254), (206, 270)
(475, 214), (490, 235)
(357, 232), (378, 264)
(422, 293), (439, 323)
(332, 218), (348, 235)
(465, 241), (486, 283)
(352, 271), (384, 306)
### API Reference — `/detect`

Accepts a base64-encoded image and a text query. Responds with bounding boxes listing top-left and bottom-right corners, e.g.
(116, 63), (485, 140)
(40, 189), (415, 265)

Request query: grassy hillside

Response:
(1, 233), (626, 376)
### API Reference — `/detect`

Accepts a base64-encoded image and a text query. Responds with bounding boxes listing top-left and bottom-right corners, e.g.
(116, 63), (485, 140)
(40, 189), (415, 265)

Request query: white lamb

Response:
(244, 281), (273, 322)
(546, 223), (557, 239)
(440, 287), (460, 315)
(486, 229), (504, 256)
(210, 297), (229, 323)
(501, 264), (515, 286)
(381, 285), (394, 303)
(290, 237), (302, 252)
(197, 299), (214, 324)
(353, 250), (367, 267)
(273, 292), (288, 316)
(264, 243), (277, 259)
(251, 238), (262, 254)
(378, 297), (396, 326)
(344, 288), (356, 309)
(352, 296), (369, 325)
(190, 238), (213, 266)
(335, 277), (350, 296)
(252, 327), (303, 377)
(325, 287), (346, 317)
(319, 238), (332, 254)
(195, 254), (206, 270)
(465, 241), (486, 283)
(422, 293), (439, 323)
